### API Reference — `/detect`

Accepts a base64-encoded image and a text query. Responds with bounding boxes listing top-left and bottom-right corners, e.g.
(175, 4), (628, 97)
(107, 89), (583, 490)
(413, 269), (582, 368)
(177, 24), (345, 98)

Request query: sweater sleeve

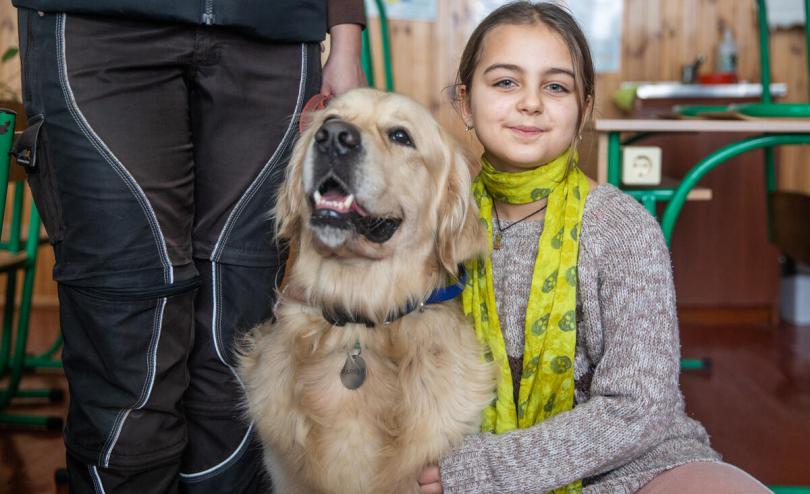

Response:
(327, 0), (366, 29)
(439, 187), (684, 493)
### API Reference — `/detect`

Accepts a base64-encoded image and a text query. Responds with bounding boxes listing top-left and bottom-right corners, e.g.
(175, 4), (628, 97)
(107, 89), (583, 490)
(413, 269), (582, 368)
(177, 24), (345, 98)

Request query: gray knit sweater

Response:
(439, 184), (720, 493)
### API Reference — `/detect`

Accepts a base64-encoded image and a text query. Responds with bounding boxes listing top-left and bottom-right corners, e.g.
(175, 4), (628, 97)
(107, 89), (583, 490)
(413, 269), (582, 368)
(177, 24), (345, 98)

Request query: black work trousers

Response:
(17, 9), (320, 493)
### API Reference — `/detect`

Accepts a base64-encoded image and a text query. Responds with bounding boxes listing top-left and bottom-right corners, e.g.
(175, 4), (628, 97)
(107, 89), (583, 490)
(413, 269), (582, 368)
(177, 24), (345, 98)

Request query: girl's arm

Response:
(439, 188), (689, 493)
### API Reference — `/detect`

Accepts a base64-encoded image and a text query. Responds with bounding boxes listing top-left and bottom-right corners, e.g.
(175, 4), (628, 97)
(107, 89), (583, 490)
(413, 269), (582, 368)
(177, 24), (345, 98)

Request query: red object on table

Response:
(698, 72), (738, 84)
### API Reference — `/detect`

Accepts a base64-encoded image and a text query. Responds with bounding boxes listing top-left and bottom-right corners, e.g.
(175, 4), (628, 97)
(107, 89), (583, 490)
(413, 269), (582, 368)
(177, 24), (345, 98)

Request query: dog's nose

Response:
(314, 120), (362, 157)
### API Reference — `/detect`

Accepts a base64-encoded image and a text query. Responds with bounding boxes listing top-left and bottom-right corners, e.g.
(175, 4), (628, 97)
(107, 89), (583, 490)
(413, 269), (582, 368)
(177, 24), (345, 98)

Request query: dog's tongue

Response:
(314, 191), (367, 215)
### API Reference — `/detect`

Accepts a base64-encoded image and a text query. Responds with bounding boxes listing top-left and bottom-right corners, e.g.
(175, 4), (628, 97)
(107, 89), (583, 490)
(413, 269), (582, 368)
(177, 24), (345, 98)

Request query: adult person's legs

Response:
(17, 10), (318, 493)
(177, 28), (320, 493)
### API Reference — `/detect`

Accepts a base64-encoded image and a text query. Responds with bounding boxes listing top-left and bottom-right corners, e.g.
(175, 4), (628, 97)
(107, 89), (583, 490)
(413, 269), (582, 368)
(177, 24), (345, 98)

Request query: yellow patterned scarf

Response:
(463, 150), (589, 494)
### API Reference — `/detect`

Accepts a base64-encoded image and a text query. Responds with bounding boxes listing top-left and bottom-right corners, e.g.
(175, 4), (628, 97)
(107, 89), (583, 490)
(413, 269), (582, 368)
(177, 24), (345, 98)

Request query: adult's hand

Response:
(321, 23), (367, 96)
(418, 465), (443, 494)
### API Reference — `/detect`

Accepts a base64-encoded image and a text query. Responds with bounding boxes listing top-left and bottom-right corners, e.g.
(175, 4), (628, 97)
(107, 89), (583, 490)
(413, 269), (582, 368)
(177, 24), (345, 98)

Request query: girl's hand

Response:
(321, 24), (367, 97)
(418, 465), (443, 493)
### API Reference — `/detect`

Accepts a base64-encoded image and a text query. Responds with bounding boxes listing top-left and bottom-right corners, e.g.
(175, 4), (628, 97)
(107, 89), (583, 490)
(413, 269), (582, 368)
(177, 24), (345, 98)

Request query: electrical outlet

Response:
(622, 146), (662, 186)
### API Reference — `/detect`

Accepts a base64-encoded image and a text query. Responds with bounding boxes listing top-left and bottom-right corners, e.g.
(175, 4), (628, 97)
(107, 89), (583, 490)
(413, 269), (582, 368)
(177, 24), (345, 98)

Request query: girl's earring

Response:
(465, 123), (474, 132)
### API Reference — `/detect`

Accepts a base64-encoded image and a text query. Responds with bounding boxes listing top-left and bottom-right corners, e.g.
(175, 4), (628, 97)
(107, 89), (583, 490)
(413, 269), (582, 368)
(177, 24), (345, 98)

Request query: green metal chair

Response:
(0, 108), (63, 430)
(611, 0), (810, 259)
(668, 0), (810, 243)
(361, 0), (394, 91)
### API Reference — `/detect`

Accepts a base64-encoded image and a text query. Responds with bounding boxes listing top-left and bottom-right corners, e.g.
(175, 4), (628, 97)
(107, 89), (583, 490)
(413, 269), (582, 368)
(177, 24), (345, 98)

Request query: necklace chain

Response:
(492, 198), (547, 250)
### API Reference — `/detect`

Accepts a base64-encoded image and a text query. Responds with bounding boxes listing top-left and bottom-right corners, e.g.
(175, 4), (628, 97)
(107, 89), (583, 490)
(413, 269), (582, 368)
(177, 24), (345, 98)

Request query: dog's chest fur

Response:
(242, 300), (494, 494)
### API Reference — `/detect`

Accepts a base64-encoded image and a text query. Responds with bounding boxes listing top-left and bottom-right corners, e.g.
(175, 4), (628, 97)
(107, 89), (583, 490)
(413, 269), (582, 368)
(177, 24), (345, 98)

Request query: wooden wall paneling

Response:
(671, 0), (694, 82)
(433, 0), (472, 141)
(0, 2), (20, 101)
(622, 0), (645, 81)
(733, 0), (758, 81)
(699, 0), (720, 76)
(658, 0), (677, 82)
(771, 28), (810, 195)
(387, 20), (435, 107)
(644, 0), (663, 80)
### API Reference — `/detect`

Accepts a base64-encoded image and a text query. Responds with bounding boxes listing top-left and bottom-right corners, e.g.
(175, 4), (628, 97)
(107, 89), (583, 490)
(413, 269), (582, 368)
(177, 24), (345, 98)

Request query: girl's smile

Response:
(461, 23), (581, 173)
(508, 125), (545, 139)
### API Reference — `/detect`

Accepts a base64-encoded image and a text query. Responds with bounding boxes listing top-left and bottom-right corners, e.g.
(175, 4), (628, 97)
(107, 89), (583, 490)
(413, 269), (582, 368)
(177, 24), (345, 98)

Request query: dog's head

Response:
(276, 89), (485, 312)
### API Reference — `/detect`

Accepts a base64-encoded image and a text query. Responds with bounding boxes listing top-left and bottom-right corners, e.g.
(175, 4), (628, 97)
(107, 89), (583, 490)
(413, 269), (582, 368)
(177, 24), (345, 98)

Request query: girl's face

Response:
(462, 23), (580, 173)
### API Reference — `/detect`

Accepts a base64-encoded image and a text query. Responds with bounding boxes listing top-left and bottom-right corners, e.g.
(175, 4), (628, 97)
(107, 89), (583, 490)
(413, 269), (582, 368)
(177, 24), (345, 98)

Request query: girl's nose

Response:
(517, 89), (543, 114)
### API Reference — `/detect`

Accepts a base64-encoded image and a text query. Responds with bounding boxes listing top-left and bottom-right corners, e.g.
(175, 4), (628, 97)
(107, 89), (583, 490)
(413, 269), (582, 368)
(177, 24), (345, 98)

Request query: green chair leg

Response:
(0, 271), (17, 375)
(0, 110), (63, 427)
(24, 333), (63, 369)
(763, 146), (777, 242)
(0, 412), (63, 430)
(679, 358), (711, 371)
(770, 487), (810, 494)
(0, 267), (37, 410)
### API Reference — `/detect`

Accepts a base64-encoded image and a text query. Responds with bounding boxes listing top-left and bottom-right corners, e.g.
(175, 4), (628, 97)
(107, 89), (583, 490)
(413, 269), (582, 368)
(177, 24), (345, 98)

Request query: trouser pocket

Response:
(11, 113), (64, 243)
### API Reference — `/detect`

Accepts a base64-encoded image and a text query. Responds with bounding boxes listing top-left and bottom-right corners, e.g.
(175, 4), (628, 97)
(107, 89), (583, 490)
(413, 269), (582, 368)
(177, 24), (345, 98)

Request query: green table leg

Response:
(607, 131), (622, 186)
(764, 146), (777, 241)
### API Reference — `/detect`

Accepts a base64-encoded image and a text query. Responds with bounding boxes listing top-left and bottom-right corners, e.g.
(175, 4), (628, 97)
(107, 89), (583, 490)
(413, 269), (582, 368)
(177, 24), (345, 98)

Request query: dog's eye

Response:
(388, 128), (414, 147)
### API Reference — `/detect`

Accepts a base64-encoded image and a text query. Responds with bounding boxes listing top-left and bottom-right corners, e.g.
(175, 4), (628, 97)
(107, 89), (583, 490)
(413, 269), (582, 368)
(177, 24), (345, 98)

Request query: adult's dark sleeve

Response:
(327, 0), (366, 29)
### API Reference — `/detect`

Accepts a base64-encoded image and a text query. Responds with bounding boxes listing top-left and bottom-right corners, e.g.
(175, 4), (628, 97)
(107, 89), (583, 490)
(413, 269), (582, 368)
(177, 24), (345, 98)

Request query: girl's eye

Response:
(388, 127), (414, 147)
(546, 83), (569, 93)
(494, 79), (516, 89)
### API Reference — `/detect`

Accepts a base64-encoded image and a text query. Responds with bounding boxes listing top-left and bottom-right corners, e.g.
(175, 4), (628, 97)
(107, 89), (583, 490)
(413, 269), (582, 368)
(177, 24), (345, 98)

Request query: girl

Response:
(418, 2), (770, 493)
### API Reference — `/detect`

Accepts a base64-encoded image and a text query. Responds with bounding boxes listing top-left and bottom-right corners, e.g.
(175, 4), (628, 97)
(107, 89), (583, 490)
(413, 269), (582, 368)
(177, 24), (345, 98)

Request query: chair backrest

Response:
(0, 109), (16, 228)
(0, 108), (41, 259)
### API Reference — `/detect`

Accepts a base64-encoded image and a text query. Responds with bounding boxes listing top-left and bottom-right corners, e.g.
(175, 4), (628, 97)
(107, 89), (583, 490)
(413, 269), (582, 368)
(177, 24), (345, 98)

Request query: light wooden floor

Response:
(2, 307), (810, 493)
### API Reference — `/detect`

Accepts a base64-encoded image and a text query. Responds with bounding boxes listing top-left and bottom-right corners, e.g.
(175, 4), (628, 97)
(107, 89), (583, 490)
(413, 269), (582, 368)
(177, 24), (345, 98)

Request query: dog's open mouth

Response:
(310, 177), (402, 244)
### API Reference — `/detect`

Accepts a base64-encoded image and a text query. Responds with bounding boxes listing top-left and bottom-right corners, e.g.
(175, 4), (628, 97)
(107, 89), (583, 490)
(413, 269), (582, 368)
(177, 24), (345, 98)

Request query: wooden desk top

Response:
(594, 118), (810, 133)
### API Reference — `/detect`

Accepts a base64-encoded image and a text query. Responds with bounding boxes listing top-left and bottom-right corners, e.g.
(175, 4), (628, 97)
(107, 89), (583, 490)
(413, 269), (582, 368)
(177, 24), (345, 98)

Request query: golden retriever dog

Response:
(239, 88), (496, 494)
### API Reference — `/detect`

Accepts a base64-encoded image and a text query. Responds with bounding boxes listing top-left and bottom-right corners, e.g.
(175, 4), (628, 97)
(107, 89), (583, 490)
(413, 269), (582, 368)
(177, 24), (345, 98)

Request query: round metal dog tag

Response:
(340, 351), (367, 390)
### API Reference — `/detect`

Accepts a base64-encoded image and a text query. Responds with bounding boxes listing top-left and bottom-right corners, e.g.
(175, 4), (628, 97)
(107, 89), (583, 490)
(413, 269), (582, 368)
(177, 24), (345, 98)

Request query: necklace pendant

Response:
(340, 344), (367, 390)
(494, 233), (503, 250)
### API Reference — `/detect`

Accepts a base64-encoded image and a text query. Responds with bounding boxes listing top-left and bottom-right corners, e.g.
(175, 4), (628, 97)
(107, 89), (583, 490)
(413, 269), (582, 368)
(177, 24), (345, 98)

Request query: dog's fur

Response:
(239, 89), (496, 494)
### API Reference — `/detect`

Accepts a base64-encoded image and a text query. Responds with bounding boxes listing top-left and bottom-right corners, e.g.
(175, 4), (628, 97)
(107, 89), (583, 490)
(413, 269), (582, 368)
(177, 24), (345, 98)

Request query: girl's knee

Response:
(637, 461), (770, 494)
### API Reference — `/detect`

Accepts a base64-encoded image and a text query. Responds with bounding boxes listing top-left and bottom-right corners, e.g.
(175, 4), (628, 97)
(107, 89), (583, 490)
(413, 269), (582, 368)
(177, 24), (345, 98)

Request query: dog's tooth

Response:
(314, 190), (322, 204)
(344, 195), (354, 209)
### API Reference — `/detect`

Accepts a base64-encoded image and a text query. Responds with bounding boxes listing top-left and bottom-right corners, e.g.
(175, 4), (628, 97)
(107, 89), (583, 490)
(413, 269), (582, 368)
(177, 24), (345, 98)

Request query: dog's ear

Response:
(273, 129), (311, 241)
(436, 137), (487, 278)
